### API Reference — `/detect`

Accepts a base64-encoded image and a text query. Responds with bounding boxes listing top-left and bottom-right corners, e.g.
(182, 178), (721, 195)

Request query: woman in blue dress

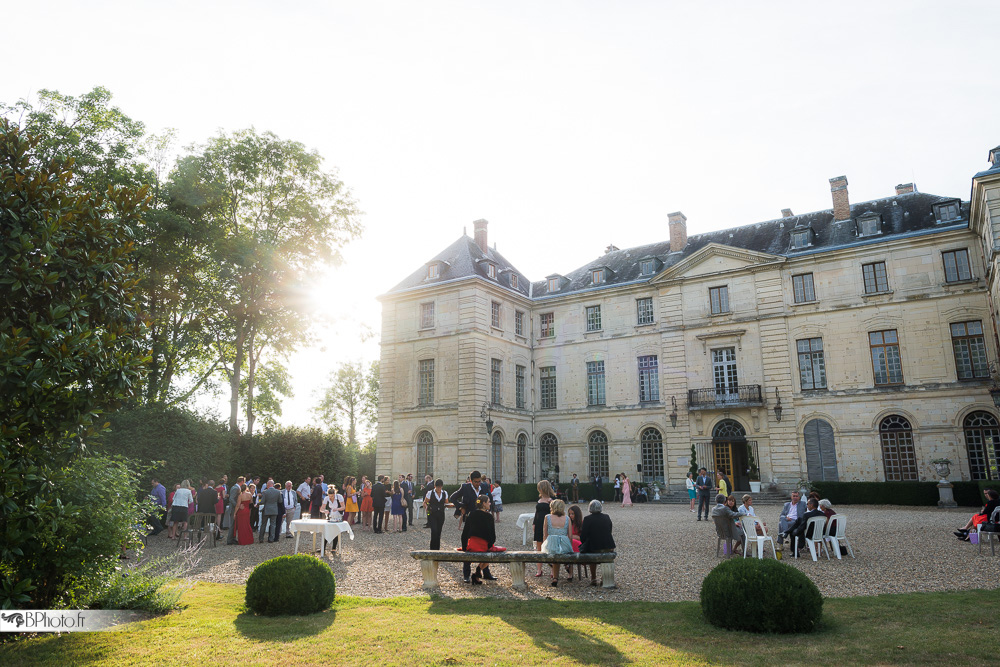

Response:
(390, 480), (404, 533)
(542, 499), (574, 587)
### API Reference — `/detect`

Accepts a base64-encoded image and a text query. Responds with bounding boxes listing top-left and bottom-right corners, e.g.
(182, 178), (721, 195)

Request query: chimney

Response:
(781, 208), (794, 218)
(473, 219), (488, 254)
(990, 145), (1000, 168)
(829, 176), (850, 221)
(668, 211), (687, 253)
(895, 183), (915, 196)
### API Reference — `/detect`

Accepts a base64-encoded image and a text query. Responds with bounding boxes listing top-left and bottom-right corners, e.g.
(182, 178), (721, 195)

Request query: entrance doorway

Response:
(712, 419), (749, 491)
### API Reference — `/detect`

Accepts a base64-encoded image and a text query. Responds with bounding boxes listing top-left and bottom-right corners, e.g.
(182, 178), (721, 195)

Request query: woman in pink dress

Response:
(621, 474), (633, 507)
(236, 483), (254, 545)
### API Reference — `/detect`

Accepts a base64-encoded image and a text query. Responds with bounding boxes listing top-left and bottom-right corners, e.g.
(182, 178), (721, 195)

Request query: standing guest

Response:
(321, 484), (344, 532)
(397, 474), (410, 532)
(777, 491), (806, 548)
(621, 474), (632, 508)
(460, 494), (497, 584)
(372, 475), (387, 533)
(613, 474), (622, 502)
(215, 476), (228, 529)
(579, 500), (615, 586)
(259, 480), (282, 543)
(451, 470), (488, 529)
(196, 481), (218, 532)
(282, 480), (298, 537)
(318, 474), (327, 495)
(149, 479), (167, 535)
(382, 477), (393, 530)
(249, 478), (261, 530)
(406, 474), (416, 528)
(570, 473), (580, 504)
(491, 480), (503, 523)
(297, 476), (312, 520)
(166, 483), (179, 530)
(390, 480), (405, 533)
(593, 473), (603, 501)
(695, 467), (712, 521)
(168, 479), (194, 540)
(686, 472), (697, 513)
(236, 483), (254, 546)
(310, 478), (326, 519)
(360, 477), (374, 529)
(426, 479), (448, 550)
(716, 471), (730, 499)
(343, 476), (358, 526)
(532, 479), (554, 578)
(421, 475), (434, 528)
(541, 499), (574, 586)
(226, 476), (245, 545)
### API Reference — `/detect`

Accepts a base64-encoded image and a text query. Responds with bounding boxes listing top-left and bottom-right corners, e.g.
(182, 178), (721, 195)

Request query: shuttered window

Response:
(803, 419), (839, 482)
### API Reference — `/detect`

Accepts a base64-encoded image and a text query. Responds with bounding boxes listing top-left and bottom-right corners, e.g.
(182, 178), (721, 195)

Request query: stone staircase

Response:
(650, 490), (788, 506)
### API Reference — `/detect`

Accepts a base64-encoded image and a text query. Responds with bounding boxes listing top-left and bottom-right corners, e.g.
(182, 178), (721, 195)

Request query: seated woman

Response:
(818, 499), (837, 530)
(579, 500), (615, 586)
(726, 495), (745, 553)
(738, 494), (767, 535)
(955, 489), (999, 540)
(541, 499), (574, 586)
(460, 494), (497, 584)
(564, 504), (584, 580)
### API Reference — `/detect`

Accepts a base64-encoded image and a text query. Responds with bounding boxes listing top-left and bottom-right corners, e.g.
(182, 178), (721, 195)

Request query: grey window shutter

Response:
(804, 419), (838, 482)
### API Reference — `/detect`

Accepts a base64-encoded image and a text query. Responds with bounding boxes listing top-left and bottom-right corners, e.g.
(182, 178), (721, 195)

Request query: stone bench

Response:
(410, 550), (617, 590)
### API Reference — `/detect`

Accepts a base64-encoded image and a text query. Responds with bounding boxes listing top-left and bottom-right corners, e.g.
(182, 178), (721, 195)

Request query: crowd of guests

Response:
(708, 488), (839, 556)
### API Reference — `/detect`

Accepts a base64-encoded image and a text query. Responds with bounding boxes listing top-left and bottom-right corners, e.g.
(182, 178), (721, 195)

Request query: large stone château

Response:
(376, 146), (1000, 493)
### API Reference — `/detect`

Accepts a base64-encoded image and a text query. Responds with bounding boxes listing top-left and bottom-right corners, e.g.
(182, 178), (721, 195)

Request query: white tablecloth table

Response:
(290, 519), (355, 558)
(516, 512), (536, 545)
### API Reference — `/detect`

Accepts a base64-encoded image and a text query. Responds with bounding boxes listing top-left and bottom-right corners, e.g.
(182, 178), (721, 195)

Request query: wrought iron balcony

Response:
(687, 384), (763, 409)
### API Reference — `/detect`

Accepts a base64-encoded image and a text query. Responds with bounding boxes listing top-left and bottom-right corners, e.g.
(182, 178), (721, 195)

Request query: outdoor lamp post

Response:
(480, 402), (494, 435)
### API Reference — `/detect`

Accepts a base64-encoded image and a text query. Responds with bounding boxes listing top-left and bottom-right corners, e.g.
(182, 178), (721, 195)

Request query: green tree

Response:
(316, 361), (378, 446)
(168, 129), (361, 436)
(0, 119), (149, 607)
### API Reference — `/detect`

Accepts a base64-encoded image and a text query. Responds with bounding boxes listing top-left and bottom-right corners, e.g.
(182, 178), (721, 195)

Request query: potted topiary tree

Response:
(747, 443), (761, 492)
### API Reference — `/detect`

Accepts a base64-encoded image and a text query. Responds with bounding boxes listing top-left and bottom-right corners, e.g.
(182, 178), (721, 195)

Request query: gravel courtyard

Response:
(143, 502), (1000, 601)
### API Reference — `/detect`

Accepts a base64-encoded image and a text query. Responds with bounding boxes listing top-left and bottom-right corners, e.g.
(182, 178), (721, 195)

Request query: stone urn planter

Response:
(933, 461), (951, 481)
(931, 459), (956, 507)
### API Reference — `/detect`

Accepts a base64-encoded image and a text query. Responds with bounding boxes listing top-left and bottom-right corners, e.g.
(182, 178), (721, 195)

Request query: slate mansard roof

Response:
(385, 190), (968, 300)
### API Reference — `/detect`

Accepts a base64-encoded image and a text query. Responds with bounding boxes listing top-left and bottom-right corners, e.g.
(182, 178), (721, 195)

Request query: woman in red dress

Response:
(359, 478), (374, 529)
(236, 483), (254, 546)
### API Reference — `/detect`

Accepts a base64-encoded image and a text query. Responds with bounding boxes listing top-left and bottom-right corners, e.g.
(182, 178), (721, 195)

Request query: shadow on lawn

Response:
(234, 608), (337, 641)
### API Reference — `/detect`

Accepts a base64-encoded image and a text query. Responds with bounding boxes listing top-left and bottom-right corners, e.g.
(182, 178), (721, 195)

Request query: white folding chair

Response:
(791, 516), (828, 561)
(739, 515), (775, 559)
(824, 515), (855, 559)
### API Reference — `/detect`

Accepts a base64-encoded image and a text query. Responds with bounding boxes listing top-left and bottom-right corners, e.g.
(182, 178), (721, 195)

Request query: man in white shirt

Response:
(281, 480), (298, 537)
(777, 491), (806, 547)
(297, 476), (312, 519)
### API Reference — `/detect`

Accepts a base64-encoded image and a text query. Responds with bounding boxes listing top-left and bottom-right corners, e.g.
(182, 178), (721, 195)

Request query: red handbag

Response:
(466, 536), (489, 552)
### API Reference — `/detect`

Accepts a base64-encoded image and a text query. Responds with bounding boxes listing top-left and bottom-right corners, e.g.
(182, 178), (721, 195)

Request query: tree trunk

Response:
(229, 328), (244, 434)
(246, 326), (256, 439)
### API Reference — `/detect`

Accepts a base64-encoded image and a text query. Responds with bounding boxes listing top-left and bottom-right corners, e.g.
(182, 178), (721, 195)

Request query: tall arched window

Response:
(964, 411), (1000, 480)
(803, 419), (839, 482)
(588, 430), (609, 482)
(492, 431), (503, 481)
(516, 434), (527, 484)
(540, 433), (559, 483)
(640, 427), (665, 483)
(880, 415), (917, 481)
(416, 431), (434, 481)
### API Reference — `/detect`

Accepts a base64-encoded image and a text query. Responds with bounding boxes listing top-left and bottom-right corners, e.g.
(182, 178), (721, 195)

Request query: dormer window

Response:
(935, 201), (961, 223)
(427, 263), (440, 279)
(487, 263), (496, 279)
(790, 229), (812, 249)
(640, 259), (656, 276)
(547, 278), (559, 292)
(857, 214), (881, 237)
(592, 269), (605, 285)
(511, 274), (519, 290)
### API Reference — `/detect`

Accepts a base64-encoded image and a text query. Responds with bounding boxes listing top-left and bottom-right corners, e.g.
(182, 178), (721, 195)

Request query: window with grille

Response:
(586, 305), (602, 331)
(862, 262), (889, 293)
(540, 366), (557, 409)
(791, 230), (811, 249)
(636, 297), (654, 325)
(592, 269), (605, 284)
(640, 427), (665, 483)
(964, 411), (1000, 481)
(869, 330), (903, 385)
(587, 361), (606, 406)
(638, 355), (659, 402)
(540, 433), (559, 482)
(797, 338), (827, 390)
(487, 264), (496, 279)
(951, 321), (989, 380)
(427, 264), (439, 279)
(516, 434), (527, 483)
(943, 249), (972, 283)
(420, 302), (435, 329)
(879, 415), (917, 481)
(547, 278), (558, 292)
(492, 431), (503, 479)
(491, 301), (501, 328)
(936, 202), (960, 222)
(792, 273), (815, 303)
(418, 359), (435, 405)
(710, 286), (729, 314)
(511, 274), (519, 289)
(515, 310), (524, 336)
(640, 259), (655, 276)
(515, 364), (526, 409)
(417, 431), (434, 481)
(490, 358), (502, 404)
(540, 312), (555, 337)
(588, 431), (609, 482)
(858, 215), (881, 236)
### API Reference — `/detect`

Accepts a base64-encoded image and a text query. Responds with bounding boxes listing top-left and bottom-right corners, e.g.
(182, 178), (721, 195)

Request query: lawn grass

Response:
(2, 582), (998, 666)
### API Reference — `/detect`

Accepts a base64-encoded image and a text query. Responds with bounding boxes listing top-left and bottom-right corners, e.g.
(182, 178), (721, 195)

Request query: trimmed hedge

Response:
(810, 480), (993, 507)
(486, 482), (621, 504)
(701, 558), (822, 634)
(245, 555), (336, 616)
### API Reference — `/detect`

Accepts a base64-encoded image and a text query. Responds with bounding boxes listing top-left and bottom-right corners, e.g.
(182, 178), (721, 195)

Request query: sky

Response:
(4, 1), (999, 429)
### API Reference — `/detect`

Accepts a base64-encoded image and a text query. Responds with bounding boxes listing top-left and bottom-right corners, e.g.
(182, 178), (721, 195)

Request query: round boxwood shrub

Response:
(245, 555), (336, 616)
(700, 558), (822, 633)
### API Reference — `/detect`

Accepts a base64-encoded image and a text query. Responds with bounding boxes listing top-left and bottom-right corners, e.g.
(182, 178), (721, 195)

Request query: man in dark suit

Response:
(421, 475), (434, 527)
(405, 474), (416, 527)
(777, 491), (807, 547)
(372, 476), (387, 533)
(695, 467), (712, 521)
(450, 470), (487, 522)
(580, 500), (615, 586)
(259, 480), (282, 543)
(781, 497), (824, 555)
(593, 474), (603, 501)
